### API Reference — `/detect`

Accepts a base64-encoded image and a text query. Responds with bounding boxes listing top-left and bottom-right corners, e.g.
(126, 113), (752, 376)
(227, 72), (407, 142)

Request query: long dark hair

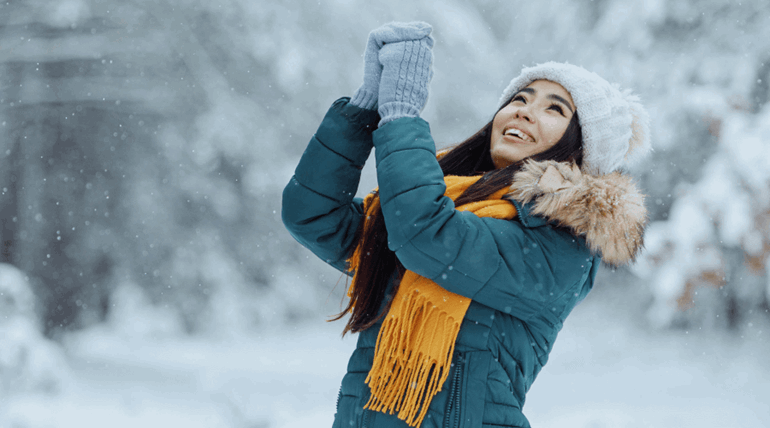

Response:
(333, 97), (583, 335)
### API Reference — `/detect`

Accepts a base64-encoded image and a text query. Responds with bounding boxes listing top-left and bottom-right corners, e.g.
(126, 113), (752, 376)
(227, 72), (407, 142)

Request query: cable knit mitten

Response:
(376, 24), (434, 126)
(350, 21), (432, 110)
(351, 22), (433, 111)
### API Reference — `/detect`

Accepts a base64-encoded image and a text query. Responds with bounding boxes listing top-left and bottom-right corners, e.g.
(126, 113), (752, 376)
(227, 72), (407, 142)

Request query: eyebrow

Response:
(516, 87), (574, 114)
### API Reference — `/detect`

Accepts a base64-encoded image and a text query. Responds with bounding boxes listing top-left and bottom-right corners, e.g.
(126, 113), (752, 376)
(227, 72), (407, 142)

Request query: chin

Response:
(491, 151), (523, 169)
(491, 157), (515, 169)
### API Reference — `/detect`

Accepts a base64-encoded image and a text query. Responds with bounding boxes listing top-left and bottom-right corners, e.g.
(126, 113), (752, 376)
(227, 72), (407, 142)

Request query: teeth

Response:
(505, 128), (531, 142)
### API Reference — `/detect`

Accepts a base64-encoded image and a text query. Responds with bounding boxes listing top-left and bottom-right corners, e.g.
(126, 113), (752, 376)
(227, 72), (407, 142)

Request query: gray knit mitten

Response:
(350, 33), (382, 110)
(376, 23), (434, 127)
(351, 22), (434, 111)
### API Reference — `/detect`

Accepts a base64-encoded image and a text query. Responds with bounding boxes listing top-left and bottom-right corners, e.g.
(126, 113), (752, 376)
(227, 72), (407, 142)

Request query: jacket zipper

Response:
(508, 198), (529, 226)
(444, 354), (464, 428)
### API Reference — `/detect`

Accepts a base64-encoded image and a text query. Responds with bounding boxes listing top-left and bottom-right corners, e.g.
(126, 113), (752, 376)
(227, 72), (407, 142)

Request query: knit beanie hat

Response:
(499, 61), (651, 176)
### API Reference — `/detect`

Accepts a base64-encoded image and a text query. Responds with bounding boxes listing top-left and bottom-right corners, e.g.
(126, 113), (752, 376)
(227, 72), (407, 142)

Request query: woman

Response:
(282, 22), (650, 428)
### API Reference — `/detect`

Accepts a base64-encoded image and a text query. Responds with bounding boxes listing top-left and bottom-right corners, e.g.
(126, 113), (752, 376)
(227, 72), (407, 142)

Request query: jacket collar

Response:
(508, 198), (547, 228)
(506, 160), (648, 267)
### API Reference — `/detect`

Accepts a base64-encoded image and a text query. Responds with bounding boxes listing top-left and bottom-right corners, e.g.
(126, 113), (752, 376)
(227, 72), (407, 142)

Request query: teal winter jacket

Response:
(282, 98), (645, 428)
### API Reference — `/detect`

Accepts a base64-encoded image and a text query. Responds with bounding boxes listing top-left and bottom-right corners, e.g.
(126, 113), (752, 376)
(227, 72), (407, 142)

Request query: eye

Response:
(511, 94), (526, 104)
(548, 103), (564, 115)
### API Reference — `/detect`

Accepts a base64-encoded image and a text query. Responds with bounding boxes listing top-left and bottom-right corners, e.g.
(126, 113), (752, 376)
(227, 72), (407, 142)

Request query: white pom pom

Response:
(623, 91), (652, 168)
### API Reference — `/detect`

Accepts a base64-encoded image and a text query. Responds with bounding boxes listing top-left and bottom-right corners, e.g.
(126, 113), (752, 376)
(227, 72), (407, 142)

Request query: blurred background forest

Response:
(1, 0), (770, 426)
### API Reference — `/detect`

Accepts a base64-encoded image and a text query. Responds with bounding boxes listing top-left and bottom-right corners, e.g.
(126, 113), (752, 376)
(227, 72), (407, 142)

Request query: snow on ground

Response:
(2, 279), (769, 428)
(526, 286), (770, 428)
(1, 321), (357, 428)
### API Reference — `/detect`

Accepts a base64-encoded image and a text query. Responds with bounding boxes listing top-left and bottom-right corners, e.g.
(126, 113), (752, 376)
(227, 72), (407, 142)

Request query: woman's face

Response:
(489, 79), (576, 169)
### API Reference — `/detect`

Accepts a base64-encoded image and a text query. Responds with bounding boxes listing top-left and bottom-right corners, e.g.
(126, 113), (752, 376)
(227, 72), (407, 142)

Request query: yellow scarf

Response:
(347, 175), (517, 427)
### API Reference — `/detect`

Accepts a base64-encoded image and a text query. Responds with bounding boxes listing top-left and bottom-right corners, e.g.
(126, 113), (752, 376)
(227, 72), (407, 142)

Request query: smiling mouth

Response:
(503, 127), (534, 143)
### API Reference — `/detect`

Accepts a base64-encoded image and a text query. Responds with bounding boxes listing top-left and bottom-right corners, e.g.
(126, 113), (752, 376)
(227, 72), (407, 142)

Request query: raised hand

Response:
(350, 22), (434, 114)
(374, 22), (434, 126)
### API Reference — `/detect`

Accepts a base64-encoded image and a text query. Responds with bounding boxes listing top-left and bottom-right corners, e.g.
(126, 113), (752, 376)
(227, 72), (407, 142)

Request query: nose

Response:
(513, 105), (534, 123)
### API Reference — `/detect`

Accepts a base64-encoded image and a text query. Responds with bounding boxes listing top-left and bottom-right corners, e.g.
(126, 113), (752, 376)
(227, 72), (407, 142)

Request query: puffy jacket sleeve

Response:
(281, 97), (379, 274)
(373, 117), (594, 321)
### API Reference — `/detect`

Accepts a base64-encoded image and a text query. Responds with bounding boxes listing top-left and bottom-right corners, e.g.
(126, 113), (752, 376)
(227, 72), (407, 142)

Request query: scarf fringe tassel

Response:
(363, 284), (460, 427)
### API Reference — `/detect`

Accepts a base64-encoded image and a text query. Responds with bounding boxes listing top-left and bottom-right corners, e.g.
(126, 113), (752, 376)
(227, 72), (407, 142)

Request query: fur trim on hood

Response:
(507, 160), (648, 267)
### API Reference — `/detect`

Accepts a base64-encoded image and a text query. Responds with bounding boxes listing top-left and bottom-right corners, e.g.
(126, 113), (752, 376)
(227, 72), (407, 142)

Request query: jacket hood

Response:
(507, 160), (648, 267)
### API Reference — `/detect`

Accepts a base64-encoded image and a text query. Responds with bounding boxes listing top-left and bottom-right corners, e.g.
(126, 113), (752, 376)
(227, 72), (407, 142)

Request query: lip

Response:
(502, 134), (529, 144)
(502, 125), (535, 143)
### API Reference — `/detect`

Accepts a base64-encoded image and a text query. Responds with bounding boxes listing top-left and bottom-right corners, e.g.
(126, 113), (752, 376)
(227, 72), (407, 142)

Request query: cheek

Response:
(540, 117), (568, 143)
(491, 107), (511, 130)
(491, 115), (502, 133)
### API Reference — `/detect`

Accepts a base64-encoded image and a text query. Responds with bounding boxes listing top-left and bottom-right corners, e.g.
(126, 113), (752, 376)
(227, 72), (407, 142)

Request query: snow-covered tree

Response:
(635, 93), (770, 329)
(2, 0), (770, 336)
(0, 263), (70, 395)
